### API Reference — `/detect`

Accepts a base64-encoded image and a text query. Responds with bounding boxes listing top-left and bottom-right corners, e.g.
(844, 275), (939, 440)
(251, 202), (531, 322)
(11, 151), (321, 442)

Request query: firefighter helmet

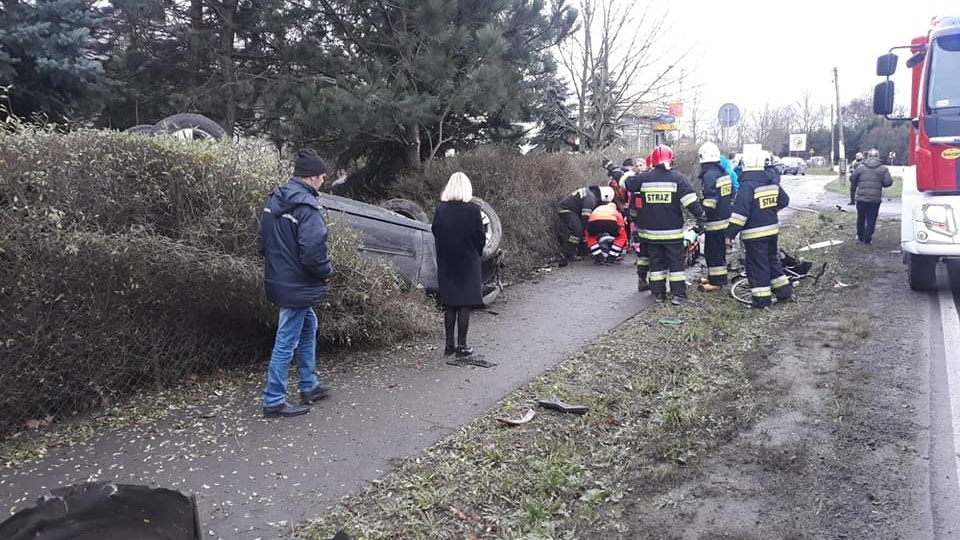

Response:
(741, 150), (766, 171)
(698, 142), (721, 163)
(647, 145), (673, 169)
(598, 186), (616, 203)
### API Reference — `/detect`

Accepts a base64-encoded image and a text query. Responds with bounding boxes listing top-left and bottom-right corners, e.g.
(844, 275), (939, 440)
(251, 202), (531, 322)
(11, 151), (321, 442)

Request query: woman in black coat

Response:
(431, 172), (486, 358)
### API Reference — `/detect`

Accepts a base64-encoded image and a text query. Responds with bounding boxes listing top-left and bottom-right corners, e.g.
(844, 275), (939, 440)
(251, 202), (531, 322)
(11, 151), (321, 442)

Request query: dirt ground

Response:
(620, 217), (933, 540)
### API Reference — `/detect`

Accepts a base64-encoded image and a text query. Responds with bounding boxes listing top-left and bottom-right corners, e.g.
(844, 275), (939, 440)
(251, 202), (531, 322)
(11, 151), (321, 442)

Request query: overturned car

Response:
(318, 194), (503, 306)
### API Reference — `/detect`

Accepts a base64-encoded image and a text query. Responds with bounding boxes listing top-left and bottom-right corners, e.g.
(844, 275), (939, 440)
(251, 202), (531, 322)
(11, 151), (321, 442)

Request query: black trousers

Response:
(744, 236), (793, 308)
(856, 201), (881, 244)
(444, 306), (471, 348)
(648, 242), (685, 297)
(558, 210), (584, 256)
(703, 231), (728, 285)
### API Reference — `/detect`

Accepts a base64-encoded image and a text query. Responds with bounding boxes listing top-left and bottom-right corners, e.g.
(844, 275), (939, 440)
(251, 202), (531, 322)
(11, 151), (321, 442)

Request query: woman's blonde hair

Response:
(440, 171), (473, 202)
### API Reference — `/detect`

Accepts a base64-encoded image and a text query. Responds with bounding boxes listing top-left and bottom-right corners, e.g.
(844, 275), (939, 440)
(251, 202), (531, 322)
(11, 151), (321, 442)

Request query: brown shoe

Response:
(699, 283), (722, 292)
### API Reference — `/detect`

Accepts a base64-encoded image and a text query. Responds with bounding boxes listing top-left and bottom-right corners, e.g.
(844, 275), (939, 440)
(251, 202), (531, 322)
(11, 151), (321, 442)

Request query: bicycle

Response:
(729, 249), (827, 305)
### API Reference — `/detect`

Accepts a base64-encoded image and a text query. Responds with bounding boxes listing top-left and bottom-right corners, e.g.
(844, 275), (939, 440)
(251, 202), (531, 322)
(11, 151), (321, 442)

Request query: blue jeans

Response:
(263, 307), (319, 407)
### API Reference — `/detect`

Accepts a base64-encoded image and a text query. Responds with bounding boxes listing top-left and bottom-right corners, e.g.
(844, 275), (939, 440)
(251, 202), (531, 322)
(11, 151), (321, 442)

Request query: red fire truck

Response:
(873, 15), (960, 290)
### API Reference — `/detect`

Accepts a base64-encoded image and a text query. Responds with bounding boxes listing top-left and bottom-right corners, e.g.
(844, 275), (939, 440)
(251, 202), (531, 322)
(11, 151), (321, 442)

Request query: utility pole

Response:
(830, 104), (835, 167)
(833, 67), (847, 178)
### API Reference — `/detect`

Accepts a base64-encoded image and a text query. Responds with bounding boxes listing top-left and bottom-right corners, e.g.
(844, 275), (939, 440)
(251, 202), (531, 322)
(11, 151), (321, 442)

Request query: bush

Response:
(0, 129), (437, 439)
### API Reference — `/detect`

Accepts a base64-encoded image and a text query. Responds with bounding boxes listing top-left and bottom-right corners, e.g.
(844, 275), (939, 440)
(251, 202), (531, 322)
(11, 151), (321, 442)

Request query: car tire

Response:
(471, 196), (502, 261)
(907, 253), (938, 291)
(481, 257), (503, 306)
(154, 113), (227, 140)
(124, 124), (158, 136)
(380, 198), (429, 223)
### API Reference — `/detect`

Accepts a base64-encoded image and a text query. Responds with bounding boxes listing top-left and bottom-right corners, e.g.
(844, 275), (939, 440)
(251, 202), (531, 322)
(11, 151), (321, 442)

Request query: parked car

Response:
(317, 193), (503, 306)
(780, 156), (808, 175)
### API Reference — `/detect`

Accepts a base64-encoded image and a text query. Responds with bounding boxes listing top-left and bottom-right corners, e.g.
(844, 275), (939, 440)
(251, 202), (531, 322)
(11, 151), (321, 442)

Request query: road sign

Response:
(789, 133), (807, 152)
(718, 103), (740, 128)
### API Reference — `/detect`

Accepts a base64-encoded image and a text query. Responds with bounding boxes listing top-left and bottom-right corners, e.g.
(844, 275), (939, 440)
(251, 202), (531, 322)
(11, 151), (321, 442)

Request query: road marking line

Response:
(938, 275), (960, 492)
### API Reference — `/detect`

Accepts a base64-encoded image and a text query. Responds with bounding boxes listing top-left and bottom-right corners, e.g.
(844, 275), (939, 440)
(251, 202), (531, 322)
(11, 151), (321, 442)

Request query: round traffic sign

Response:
(718, 103), (740, 128)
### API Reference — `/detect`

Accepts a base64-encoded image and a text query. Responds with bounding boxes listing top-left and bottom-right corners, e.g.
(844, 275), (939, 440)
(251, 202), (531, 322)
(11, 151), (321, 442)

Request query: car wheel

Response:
(471, 196), (503, 261)
(124, 124), (158, 136)
(154, 113), (227, 140)
(380, 198), (429, 223)
(481, 257), (503, 306)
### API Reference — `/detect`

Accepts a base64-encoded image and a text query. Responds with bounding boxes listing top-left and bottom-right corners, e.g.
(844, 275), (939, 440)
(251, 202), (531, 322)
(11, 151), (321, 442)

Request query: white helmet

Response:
(598, 186), (616, 203)
(698, 141), (721, 163)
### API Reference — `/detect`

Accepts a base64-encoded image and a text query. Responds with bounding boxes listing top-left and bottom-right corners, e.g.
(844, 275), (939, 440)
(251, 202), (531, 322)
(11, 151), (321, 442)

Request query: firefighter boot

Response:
(637, 275), (650, 292)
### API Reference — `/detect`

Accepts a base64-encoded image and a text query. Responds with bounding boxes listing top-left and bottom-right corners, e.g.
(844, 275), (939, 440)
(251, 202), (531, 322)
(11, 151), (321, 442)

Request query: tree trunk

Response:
(190, 0), (203, 80)
(404, 123), (422, 170)
(217, 0), (238, 134)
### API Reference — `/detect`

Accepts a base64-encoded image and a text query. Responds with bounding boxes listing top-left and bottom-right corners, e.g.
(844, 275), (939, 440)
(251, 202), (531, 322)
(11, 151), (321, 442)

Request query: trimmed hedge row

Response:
(0, 130), (436, 439)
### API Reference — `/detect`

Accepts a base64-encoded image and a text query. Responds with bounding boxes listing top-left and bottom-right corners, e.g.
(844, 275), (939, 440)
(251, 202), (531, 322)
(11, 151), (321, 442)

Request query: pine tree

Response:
(295, 0), (576, 179)
(0, 0), (106, 122)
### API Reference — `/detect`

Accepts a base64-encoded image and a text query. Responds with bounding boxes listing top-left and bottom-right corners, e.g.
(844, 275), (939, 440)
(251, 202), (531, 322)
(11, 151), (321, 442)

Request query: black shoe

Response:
(444, 345), (456, 356)
(263, 402), (309, 418)
(653, 293), (667, 303)
(299, 383), (332, 405)
(455, 346), (474, 358)
(670, 295), (695, 306)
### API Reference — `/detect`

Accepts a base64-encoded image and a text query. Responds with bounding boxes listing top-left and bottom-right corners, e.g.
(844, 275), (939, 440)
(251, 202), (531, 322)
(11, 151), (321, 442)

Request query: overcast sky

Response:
(665, 0), (958, 123)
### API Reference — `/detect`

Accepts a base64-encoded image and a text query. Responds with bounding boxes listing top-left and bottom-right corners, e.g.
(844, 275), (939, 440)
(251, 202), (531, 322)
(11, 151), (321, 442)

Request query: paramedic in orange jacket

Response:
(585, 202), (628, 264)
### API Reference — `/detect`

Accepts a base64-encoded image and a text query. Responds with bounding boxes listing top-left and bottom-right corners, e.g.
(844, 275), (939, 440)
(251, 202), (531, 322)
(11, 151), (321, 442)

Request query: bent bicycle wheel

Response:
(729, 276), (752, 305)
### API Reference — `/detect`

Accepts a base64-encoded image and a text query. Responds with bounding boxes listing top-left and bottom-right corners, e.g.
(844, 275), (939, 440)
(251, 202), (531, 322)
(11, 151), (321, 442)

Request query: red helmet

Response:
(647, 145), (674, 169)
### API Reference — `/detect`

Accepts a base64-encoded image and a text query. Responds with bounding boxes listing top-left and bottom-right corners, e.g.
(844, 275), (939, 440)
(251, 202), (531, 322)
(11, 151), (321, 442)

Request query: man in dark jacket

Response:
(697, 142), (734, 291)
(257, 148), (335, 418)
(624, 145), (706, 304)
(725, 151), (792, 309)
(850, 148), (894, 245)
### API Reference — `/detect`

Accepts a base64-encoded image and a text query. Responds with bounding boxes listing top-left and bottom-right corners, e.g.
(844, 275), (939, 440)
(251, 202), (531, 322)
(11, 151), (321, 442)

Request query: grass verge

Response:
(299, 209), (860, 539)
(825, 175), (903, 198)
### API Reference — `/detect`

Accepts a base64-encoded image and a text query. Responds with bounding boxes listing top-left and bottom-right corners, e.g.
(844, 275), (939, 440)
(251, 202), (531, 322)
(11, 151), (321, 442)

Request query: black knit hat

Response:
(293, 148), (328, 178)
(622, 158), (634, 168)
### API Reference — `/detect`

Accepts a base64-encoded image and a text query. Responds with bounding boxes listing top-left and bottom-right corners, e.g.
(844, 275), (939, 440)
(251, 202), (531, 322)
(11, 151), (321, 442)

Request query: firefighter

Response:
(725, 150), (793, 309)
(623, 144), (706, 304)
(557, 185), (605, 263)
(585, 200), (628, 264)
(697, 141), (735, 291)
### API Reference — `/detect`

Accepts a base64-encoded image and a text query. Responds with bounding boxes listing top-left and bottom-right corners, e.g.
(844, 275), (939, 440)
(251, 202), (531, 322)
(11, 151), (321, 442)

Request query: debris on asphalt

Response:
(445, 355), (498, 368)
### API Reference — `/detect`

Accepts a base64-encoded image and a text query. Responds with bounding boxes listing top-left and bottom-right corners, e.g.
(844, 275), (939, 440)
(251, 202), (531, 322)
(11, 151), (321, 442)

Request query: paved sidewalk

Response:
(1, 260), (655, 539)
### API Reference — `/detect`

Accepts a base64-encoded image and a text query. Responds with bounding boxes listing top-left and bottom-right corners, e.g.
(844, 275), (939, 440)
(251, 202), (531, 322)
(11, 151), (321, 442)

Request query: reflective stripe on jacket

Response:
(725, 170), (789, 242)
(623, 166), (705, 243)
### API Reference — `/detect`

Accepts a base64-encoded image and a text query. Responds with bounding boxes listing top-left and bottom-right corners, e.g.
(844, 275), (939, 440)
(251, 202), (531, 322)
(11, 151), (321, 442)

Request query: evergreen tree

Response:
(0, 0), (106, 122)
(294, 0), (576, 184)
